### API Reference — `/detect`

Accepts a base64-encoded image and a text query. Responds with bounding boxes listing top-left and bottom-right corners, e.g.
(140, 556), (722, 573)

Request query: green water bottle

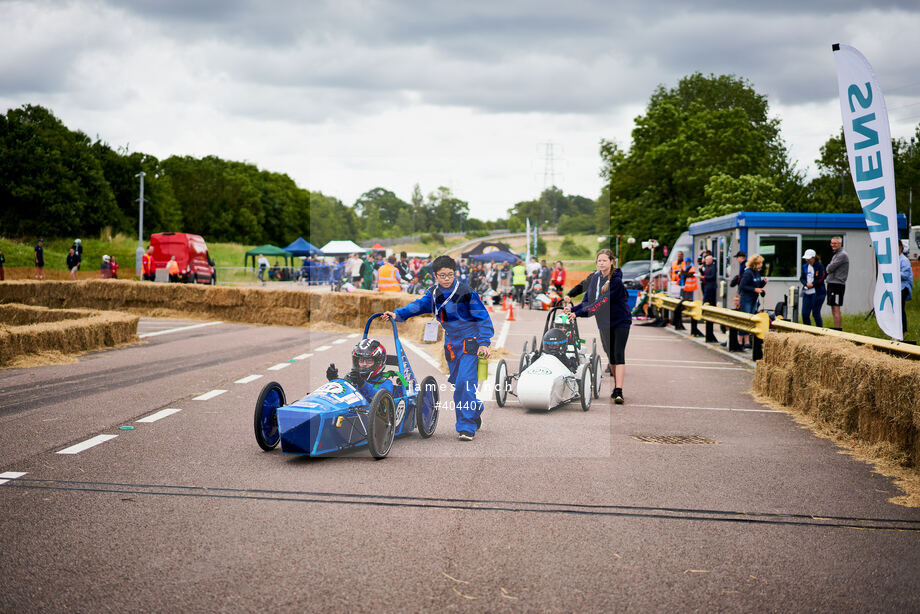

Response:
(477, 354), (488, 381)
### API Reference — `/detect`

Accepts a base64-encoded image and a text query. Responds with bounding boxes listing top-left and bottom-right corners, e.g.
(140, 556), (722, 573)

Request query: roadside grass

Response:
(0, 235), (261, 272)
(840, 298), (920, 342)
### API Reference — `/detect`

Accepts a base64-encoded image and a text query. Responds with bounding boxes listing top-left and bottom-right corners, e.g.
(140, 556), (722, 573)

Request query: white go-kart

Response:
(494, 307), (602, 411)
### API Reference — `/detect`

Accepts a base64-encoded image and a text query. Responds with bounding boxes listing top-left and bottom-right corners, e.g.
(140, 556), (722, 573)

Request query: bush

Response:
(560, 236), (590, 258)
(422, 232), (444, 244)
(536, 237), (547, 256)
(465, 229), (490, 239)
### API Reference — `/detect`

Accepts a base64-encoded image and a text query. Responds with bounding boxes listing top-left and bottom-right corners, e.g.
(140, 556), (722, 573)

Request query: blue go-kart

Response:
(253, 313), (440, 459)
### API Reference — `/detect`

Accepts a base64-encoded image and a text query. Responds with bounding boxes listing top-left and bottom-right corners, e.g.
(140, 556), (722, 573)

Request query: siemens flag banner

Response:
(833, 43), (902, 340)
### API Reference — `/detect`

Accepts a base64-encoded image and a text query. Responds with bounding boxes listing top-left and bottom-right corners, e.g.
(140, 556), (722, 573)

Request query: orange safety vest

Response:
(377, 263), (401, 292)
(167, 260), (179, 275)
(681, 264), (699, 292)
(142, 253), (154, 275)
(670, 261), (682, 283)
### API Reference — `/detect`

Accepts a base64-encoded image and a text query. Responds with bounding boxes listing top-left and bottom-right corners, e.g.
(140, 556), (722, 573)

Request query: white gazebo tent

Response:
(319, 240), (368, 256)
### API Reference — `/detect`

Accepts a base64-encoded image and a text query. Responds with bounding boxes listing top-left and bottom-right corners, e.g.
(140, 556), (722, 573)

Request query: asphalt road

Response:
(2, 307), (920, 613)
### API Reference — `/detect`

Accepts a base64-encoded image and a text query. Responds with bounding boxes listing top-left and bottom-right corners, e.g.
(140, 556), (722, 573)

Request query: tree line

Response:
(0, 104), (608, 248)
(604, 72), (920, 262)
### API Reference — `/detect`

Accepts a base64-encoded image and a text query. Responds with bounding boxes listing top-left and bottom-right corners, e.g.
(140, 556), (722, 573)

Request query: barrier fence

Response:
(649, 292), (920, 361)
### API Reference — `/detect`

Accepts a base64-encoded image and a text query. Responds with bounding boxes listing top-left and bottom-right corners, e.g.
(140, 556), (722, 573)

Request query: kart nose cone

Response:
(277, 407), (322, 454)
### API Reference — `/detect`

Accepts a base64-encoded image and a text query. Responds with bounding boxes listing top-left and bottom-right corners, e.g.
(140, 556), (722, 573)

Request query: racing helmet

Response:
(542, 328), (568, 358)
(352, 338), (386, 381)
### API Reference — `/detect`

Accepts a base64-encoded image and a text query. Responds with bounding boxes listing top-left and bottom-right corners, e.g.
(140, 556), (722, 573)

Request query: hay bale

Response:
(0, 304), (139, 367)
(756, 331), (920, 470)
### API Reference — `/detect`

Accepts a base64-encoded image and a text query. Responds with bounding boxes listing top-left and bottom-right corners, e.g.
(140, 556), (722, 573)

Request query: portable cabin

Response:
(688, 212), (907, 315)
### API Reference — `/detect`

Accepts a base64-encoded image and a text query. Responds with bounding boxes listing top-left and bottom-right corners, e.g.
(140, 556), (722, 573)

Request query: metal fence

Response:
(649, 292), (920, 361)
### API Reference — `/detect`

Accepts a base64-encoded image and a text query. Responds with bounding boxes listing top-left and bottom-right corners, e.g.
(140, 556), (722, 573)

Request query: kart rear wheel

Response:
(415, 376), (439, 438)
(367, 389), (396, 459)
(254, 381), (285, 450)
(494, 359), (509, 407)
(591, 353), (602, 399)
(519, 341), (529, 373)
(532, 335), (538, 354)
(578, 366), (592, 412)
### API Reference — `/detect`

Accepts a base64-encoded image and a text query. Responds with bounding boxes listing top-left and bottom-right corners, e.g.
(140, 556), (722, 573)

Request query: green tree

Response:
(690, 173), (783, 223)
(309, 191), (360, 247)
(355, 187), (409, 235)
(601, 73), (801, 261)
(426, 186), (469, 232)
(0, 104), (119, 237)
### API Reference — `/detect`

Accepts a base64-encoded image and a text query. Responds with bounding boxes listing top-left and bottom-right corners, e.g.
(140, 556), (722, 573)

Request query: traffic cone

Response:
(501, 295), (509, 311)
(507, 301), (516, 321)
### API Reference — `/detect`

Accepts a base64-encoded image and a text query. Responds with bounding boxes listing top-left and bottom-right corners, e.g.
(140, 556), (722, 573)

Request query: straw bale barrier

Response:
(754, 332), (920, 469)
(0, 280), (430, 340)
(0, 304), (139, 367)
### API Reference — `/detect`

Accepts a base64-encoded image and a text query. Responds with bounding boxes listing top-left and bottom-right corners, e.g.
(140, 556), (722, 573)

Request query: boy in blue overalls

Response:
(383, 255), (493, 441)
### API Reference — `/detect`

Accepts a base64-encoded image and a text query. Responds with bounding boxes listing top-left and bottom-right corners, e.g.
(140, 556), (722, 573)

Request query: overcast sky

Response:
(3, 0), (920, 221)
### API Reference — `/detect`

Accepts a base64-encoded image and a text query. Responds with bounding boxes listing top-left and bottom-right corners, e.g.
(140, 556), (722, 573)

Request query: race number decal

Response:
(395, 399), (406, 426)
(317, 382), (345, 395)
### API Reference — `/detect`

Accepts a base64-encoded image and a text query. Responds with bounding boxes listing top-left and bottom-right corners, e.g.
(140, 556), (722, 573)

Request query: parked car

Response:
(621, 259), (664, 290)
(150, 232), (216, 284)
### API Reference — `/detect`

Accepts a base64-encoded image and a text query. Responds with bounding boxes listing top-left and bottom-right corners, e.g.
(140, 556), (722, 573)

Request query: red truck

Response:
(150, 232), (216, 284)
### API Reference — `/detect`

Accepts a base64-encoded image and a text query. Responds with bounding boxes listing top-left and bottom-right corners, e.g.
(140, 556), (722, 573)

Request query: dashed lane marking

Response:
(400, 339), (442, 371)
(234, 374), (263, 384)
(629, 358), (738, 365)
(268, 363), (291, 371)
(0, 471), (27, 485)
(138, 321), (223, 338)
(57, 435), (118, 455)
(332, 338), (348, 345)
(136, 408), (182, 423)
(628, 363), (747, 371)
(347, 333), (360, 338)
(630, 404), (780, 413)
(292, 353), (313, 360)
(193, 389), (227, 401)
(314, 345), (332, 352)
(495, 316), (512, 349)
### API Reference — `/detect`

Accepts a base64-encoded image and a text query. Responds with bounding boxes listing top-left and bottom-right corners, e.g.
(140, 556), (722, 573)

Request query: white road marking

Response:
(630, 404), (780, 413)
(400, 339), (443, 371)
(193, 389), (227, 401)
(267, 363), (291, 371)
(138, 321), (223, 338)
(292, 353), (312, 360)
(314, 345), (332, 352)
(495, 317), (512, 349)
(347, 333), (360, 338)
(0, 471), (27, 485)
(628, 358), (737, 365)
(235, 374), (263, 384)
(136, 408), (182, 423)
(627, 363), (747, 371)
(57, 435), (118, 455)
(332, 338), (347, 345)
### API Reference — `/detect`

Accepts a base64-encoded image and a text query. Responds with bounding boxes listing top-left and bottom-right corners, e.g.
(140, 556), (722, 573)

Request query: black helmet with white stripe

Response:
(352, 338), (386, 381)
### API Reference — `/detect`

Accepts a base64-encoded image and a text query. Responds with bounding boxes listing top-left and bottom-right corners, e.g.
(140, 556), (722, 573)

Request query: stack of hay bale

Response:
(754, 332), (920, 468)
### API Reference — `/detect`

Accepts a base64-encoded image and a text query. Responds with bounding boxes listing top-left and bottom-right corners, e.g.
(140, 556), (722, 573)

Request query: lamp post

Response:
(135, 171), (146, 277)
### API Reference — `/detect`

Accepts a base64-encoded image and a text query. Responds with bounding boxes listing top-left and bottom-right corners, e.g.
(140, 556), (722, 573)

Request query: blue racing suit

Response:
(394, 280), (494, 434)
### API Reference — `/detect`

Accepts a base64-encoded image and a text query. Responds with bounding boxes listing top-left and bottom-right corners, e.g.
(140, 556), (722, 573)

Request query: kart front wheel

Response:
(578, 366), (592, 412)
(494, 359), (509, 407)
(254, 381), (285, 450)
(519, 341), (529, 373)
(368, 389), (396, 459)
(591, 353), (602, 399)
(416, 376), (439, 438)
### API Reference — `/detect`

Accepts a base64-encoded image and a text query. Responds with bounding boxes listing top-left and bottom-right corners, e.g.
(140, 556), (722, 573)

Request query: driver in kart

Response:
(542, 328), (578, 372)
(325, 338), (395, 401)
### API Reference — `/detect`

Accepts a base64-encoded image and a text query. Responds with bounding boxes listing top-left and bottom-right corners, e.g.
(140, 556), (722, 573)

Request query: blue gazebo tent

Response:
(284, 237), (323, 257)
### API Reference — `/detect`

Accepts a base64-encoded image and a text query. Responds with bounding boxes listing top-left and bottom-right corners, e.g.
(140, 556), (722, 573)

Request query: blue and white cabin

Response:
(688, 211), (907, 315)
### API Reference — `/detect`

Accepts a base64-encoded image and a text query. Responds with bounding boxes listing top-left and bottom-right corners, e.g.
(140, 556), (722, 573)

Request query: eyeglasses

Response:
(435, 272), (455, 280)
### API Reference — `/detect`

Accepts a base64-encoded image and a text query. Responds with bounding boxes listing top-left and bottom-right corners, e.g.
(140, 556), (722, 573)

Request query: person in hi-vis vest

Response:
(377, 255), (401, 292)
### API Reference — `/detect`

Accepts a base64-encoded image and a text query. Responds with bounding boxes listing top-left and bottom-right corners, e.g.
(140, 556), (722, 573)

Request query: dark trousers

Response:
(802, 292), (825, 327)
(903, 288), (910, 337)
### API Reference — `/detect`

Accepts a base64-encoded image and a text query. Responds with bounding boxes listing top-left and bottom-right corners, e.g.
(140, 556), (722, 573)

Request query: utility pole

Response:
(135, 171), (146, 277)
